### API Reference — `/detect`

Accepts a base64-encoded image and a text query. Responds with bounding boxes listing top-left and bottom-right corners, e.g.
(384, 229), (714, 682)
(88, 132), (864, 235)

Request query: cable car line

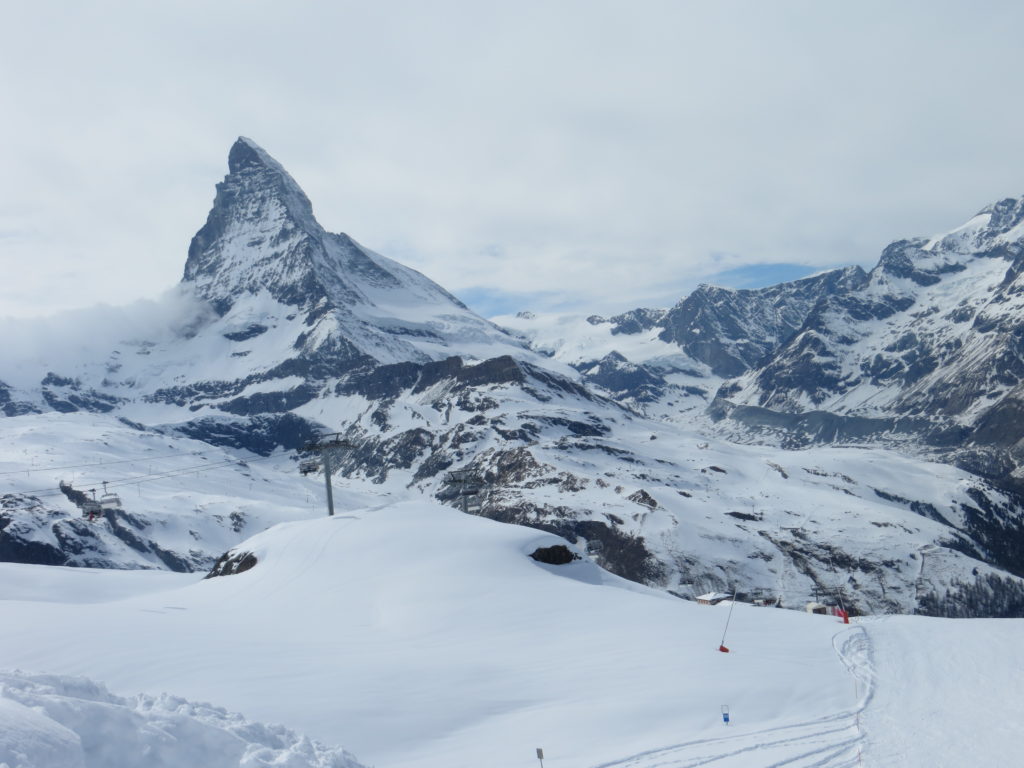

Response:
(0, 448), (223, 476)
(8, 454), (285, 498)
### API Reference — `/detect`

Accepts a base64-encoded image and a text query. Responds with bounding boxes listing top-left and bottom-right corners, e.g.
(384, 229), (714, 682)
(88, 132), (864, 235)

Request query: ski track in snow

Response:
(590, 627), (872, 768)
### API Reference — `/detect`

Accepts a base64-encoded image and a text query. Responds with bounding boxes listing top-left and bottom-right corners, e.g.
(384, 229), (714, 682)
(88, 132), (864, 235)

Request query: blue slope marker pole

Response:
(722, 705), (730, 725)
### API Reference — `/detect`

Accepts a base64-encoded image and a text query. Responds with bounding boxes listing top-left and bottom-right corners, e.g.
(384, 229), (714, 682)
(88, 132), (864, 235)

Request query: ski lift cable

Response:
(93, 454), (293, 490)
(11, 442), (357, 503)
(97, 455), (279, 489)
(10, 454), (284, 498)
(0, 447), (223, 476)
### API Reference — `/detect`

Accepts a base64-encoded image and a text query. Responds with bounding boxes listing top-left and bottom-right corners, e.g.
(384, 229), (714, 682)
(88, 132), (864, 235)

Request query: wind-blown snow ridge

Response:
(0, 670), (364, 768)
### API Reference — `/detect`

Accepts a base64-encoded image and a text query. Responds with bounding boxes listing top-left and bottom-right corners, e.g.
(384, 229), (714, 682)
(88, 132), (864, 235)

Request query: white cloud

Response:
(1, 1), (1022, 319)
(0, 287), (214, 388)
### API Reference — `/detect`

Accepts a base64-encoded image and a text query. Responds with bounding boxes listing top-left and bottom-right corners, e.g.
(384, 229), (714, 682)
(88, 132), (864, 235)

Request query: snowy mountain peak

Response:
(178, 138), (531, 376)
(231, 136), (291, 172)
(224, 136), (318, 228)
(918, 195), (1024, 258)
(976, 195), (1024, 234)
(183, 138), (328, 312)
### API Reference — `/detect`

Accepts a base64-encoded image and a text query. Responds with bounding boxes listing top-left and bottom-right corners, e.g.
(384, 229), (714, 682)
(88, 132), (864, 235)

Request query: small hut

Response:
(696, 592), (732, 606)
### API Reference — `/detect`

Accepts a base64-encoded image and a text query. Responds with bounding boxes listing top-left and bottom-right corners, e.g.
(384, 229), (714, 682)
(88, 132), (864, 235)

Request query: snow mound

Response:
(0, 671), (364, 768)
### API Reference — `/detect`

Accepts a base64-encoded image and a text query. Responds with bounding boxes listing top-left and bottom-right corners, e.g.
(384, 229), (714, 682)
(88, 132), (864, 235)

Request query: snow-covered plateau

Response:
(3, 137), (1024, 764)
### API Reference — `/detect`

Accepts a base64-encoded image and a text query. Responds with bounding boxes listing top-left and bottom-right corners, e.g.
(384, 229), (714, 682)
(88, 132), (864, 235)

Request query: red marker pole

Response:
(718, 593), (736, 652)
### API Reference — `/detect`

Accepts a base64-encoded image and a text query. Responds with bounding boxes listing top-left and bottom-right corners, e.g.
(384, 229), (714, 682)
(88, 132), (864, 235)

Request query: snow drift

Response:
(0, 671), (363, 768)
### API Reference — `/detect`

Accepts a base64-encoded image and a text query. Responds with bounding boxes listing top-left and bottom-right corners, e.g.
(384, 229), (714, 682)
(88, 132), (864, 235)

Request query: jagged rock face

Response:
(185, 138), (325, 312)
(657, 267), (869, 377)
(0, 380), (41, 417)
(186, 138), (431, 317)
(181, 137), (522, 371)
(574, 352), (666, 404)
(545, 268), (869, 412)
(714, 197), (1024, 488)
(0, 493), (208, 571)
(205, 549), (258, 578)
(608, 308), (668, 336)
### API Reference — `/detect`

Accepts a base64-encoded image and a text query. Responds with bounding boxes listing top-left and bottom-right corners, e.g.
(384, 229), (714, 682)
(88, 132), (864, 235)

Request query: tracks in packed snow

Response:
(591, 626), (874, 768)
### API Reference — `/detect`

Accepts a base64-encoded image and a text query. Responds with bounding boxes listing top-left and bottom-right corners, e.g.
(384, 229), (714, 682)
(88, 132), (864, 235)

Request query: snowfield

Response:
(1, 500), (1020, 767)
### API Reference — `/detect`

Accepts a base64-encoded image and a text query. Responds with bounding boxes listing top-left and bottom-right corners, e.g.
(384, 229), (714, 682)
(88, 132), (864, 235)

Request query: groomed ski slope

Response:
(0, 501), (1020, 767)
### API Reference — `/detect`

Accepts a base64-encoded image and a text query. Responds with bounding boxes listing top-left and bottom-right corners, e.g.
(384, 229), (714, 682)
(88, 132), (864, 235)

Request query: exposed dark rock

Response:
(608, 308), (666, 336)
(578, 352), (666, 403)
(657, 267), (868, 377)
(627, 490), (658, 509)
(223, 323), (269, 342)
(529, 544), (580, 565)
(58, 481), (90, 508)
(206, 550), (258, 578)
(41, 372), (77, 387)
(174, 413), (321, 456)
(0, 509), (67, 565)
(218, 383), (319, 416)
(727, 510), (762, 522)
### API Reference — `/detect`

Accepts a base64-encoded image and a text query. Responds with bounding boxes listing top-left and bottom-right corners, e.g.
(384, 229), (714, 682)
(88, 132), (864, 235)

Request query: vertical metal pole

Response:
(322, 450), (335, 517)
(719, 593), (737, 650)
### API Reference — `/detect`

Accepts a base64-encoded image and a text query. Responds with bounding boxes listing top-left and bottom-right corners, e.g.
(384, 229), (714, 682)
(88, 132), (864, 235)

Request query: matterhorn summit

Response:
(183, 137), (521, 368)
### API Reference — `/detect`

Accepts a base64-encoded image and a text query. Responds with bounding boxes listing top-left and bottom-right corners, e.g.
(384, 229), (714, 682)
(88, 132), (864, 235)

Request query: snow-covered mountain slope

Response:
(1, 505), (1021, 767)
(0, 138), (540, 440)
(494, 310), (718, 420)
(713, 198), (1024, 485)
(0, 410), (407, 572)
(322, 357), (1024, 615)
(656, 266), (869, 377)
(0, 671), (362, 768)
(185, 137), (525, 366)
(5, 354), (1022, 616)
(493, 266), (867, 422)
(3, 137), (1024, 618)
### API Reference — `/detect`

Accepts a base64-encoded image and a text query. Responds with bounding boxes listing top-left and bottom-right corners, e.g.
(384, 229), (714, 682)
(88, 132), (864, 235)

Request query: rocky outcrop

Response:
(529, 544), (580, 565)
(206, 550), (258, 578)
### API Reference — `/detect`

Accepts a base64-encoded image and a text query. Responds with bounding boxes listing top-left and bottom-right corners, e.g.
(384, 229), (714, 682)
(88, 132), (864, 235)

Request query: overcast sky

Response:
(2, 1), (1023, 320)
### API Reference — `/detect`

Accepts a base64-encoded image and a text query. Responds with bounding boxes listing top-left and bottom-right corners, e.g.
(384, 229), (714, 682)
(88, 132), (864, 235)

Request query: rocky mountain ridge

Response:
(712, 197), (1024, 489)
(3, 138), (1024, 617)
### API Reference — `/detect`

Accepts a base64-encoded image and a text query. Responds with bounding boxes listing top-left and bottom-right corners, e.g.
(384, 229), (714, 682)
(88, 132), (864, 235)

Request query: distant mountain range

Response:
(3, 138), (1023, 618)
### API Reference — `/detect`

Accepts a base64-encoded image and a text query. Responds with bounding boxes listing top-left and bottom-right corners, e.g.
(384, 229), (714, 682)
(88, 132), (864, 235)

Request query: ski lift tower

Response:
(301, 434), (354, 517)
(445, 469), (486, 514)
